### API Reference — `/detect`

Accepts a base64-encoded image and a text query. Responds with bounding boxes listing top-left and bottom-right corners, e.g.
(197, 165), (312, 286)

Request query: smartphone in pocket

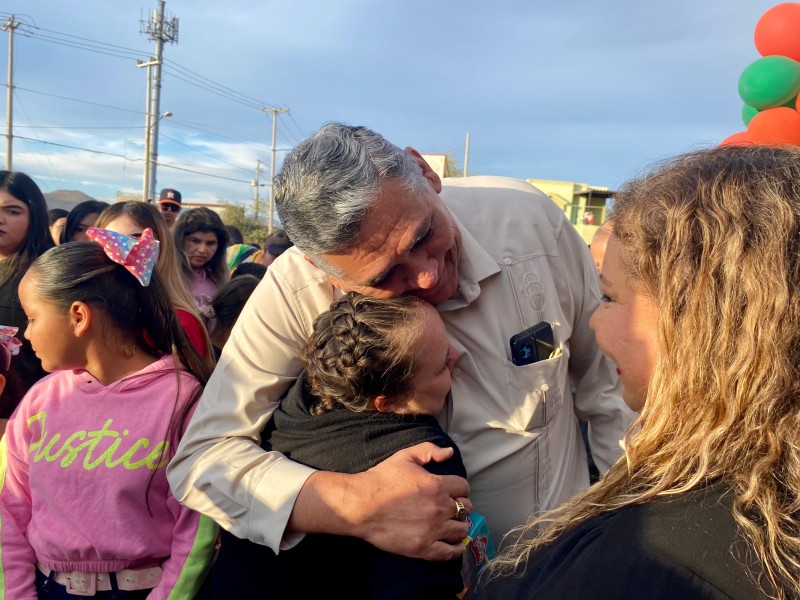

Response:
(510, 321), (555, 366)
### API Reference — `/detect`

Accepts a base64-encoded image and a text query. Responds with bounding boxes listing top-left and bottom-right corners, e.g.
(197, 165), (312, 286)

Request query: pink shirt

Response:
(0, 355), (217, 599)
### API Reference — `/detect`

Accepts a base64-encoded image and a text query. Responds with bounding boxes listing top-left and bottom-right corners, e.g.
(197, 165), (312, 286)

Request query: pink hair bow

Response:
(0, 326), (21, 372)
(86, 227), (160, 287)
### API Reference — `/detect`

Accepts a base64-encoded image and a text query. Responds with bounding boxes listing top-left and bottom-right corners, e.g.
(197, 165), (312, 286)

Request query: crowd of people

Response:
(0, 124), (796, 599)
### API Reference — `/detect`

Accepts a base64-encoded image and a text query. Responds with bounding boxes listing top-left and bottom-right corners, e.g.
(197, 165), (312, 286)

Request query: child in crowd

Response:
(207, 275), (261, 355)
(46, 209), (68, 246)
(0, 228), (217, 599)
(96, 201), (214, 363)
(210, 292), (466, 599)
(231, 261), (266, 280)
(173, 208), (229, 321)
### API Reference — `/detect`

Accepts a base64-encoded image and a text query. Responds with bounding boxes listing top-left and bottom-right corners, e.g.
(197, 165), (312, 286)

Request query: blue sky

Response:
(0, 0), (781, 210)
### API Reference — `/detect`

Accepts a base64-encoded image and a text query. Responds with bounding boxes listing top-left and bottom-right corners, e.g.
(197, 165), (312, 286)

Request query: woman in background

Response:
(173, 207), (229, 320)
(0, 171), (53, 416)
(60, 199), (109, 243)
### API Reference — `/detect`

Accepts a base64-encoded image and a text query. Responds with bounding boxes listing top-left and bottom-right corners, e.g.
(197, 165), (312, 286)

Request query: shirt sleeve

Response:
(175, 309), (210, 359)
(167, 258), (334, 553)
(557, 220), (636, 472)
(0, 408), (38, 600)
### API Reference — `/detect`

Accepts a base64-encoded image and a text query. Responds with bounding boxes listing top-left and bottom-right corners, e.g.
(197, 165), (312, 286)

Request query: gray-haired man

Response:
(168, 123), (632, 560)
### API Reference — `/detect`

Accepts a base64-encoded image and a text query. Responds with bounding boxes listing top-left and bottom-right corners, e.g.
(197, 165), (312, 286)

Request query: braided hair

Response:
(303, 293), (428, 414)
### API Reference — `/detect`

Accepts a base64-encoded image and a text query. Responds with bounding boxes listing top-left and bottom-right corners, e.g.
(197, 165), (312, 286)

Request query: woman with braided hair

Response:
(209, 292), (467, 599)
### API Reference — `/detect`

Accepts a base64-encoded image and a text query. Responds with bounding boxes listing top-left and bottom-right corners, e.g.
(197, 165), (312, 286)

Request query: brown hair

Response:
(303, 293), (428, 414)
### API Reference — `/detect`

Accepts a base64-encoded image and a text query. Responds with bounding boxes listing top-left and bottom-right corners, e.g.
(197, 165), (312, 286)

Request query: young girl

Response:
(210, 292), (466, 599)
(0, 228), (218, 599)
(207, 274), (261, 354)
(173, 208), (229, 319)
(95, 201), (214, 363)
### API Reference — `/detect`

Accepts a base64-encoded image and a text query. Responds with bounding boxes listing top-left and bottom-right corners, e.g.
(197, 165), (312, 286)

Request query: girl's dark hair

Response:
(211, 275), (260, 331)
(47, 208), (69, 226)
(232, 262), (267, 280)
(303, 293), (427, 414)
(173, 207), (229, 286)
(60, 200), (110, 244)
(28, 242), (212, 442)
(0, 171), (54, 279)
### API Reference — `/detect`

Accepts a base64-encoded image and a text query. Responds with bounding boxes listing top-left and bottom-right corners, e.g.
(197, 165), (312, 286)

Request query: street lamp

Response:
(142, 111), (172, 202)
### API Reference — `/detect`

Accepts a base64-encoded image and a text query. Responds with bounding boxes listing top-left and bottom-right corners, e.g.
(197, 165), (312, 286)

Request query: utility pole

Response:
(138, 1), (178, 202)
(2, 16), (20, 171)
(260, 106), (289, 234)
(251, 160), (263, 219)
(463, 132), (470, 177)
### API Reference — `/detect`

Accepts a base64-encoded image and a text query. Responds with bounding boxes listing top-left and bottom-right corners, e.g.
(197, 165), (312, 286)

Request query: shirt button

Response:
(453, 368), (462, 376)
(451, 434), (460, 442)
(503, 258), (512, 265)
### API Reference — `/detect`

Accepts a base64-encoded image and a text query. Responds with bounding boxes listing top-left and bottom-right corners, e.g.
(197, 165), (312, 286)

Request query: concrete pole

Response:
(142, 63), (152, 201)
(265, 107), (288, 234)
(2, 16), (19, 171)
(463, 132), (470, 177)
(147, 0), (166, 202)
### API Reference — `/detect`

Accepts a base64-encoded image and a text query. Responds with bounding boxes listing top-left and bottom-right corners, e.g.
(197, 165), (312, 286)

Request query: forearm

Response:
(288, 444), (471, 561)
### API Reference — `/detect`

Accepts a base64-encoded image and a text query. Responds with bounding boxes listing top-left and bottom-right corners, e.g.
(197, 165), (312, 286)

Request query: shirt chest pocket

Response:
(500, 346), (569, 432)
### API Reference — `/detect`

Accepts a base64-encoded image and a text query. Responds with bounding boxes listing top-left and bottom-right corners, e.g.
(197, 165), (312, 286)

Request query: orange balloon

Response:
(755, 3), (800, 62)
(720, 131), (753, 146)
(747, 106), (800, 145)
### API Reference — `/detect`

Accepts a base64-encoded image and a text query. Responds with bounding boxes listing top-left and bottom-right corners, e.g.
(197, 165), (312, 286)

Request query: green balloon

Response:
(738, 56), (800, 109)
(742, 103), (759, 126)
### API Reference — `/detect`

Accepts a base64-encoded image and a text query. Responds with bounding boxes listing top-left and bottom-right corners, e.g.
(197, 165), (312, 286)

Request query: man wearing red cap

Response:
(158, 188), (182, 229)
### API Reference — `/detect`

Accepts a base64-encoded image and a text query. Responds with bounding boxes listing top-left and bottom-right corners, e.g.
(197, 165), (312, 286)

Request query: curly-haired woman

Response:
(472, 145), (800, 600)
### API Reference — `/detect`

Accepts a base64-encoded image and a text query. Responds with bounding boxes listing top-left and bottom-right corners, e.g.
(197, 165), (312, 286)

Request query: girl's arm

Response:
(0, 419), (38, 599)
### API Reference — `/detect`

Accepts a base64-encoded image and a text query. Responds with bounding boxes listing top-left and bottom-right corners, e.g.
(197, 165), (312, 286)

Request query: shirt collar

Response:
(438, 209), (499, 311)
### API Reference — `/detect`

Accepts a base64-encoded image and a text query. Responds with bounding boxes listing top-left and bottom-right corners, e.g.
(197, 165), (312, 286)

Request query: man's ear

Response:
(69, 301), (92, 338)
(404, 147), (442, 194)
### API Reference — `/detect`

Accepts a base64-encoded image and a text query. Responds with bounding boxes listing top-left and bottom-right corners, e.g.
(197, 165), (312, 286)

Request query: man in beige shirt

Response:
(168, 123), (632, 559)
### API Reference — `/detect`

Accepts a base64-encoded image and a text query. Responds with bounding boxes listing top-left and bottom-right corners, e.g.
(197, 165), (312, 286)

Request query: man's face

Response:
(158, 202), (181, 226)
(320, 174), (462, 306)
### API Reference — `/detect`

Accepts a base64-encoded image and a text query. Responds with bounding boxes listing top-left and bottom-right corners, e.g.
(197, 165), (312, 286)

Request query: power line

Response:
(161, 66), (262, 110)
(23, 31), (147, 61)
(12, 91), (65, 188)
(14, 86), (144, 115)
(160, 132), (252, 173)
(15, 135), (253, 184)
(163, 58), (269, 109)
(156, 161), (251, 183)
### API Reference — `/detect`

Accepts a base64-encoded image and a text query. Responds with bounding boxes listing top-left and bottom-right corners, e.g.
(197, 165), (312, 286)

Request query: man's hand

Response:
(289, 442), (471, 561)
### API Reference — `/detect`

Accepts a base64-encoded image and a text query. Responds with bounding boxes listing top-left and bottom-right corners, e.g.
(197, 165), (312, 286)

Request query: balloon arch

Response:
(722, 3), (800, 146)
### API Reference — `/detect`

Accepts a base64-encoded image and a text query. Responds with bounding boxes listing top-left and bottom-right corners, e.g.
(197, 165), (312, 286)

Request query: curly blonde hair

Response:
(488, 145), (800, 599)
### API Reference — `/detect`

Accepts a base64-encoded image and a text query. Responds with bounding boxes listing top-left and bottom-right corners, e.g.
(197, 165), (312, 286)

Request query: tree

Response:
(219, 203), (270, 247)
